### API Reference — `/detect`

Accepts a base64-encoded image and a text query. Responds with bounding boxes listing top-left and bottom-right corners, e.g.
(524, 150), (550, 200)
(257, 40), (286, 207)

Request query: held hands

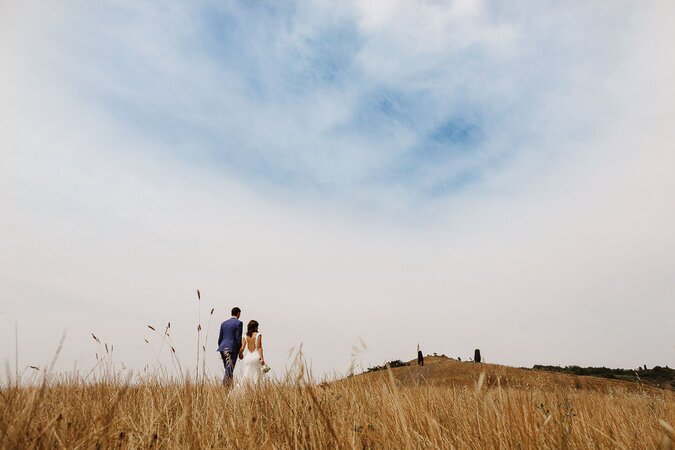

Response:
(238, 352), (244, 360)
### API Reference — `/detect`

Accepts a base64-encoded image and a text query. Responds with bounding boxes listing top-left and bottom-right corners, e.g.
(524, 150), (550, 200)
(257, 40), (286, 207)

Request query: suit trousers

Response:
(221, 351), (238, 385)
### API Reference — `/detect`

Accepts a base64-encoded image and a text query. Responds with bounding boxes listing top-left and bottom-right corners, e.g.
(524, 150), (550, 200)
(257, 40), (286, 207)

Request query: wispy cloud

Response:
(3, 0), (643, 205)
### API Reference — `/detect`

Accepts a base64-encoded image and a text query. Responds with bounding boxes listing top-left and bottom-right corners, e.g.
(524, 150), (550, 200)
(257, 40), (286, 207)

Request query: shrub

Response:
(366, 360), (410, 373)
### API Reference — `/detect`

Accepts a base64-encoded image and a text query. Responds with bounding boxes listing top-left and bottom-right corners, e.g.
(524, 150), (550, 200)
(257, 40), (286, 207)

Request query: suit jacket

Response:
(217, 317), (243, 354)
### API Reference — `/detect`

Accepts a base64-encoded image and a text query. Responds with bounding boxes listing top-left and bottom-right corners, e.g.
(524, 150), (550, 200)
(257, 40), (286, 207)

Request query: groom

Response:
(217, 307), (243, 387)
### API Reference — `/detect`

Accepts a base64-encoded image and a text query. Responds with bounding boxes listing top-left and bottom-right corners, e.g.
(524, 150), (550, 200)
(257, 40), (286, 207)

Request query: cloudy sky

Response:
(1, 0), (674, 379)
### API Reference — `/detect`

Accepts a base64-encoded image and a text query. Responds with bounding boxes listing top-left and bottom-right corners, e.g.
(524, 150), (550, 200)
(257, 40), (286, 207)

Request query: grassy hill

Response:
(359, 355), (674, 393)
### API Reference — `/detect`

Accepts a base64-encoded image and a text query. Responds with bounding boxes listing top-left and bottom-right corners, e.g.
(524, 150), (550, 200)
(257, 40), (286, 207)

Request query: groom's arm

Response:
(217, 323), (224, 348)
(236, 321), (243, 348)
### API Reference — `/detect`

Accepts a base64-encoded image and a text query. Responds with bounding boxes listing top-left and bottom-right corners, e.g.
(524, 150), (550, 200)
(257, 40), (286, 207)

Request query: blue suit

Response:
(217, 317), (243, 385)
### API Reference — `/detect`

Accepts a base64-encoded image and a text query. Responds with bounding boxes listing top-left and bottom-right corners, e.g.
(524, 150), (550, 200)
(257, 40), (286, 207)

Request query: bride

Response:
(236, 320), (266, 387)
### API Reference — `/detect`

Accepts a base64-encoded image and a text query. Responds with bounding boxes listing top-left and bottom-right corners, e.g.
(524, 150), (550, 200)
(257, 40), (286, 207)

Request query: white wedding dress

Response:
(236, 333), (264, 388)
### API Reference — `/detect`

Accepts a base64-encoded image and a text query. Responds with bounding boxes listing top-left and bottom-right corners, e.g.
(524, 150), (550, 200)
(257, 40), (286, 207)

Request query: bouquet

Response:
(261, 363), (271, 374)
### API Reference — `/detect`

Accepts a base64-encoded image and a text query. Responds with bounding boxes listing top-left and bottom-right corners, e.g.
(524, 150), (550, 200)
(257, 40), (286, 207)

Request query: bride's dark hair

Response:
(246, 320), (259, 337)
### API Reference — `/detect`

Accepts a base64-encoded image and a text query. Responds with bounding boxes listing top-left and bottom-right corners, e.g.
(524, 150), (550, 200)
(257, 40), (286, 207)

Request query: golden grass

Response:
(2, 357), (674, 449)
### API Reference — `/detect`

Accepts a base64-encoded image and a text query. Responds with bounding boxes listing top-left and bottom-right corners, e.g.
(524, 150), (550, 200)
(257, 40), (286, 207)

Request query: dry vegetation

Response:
(2, 356), (674, 449)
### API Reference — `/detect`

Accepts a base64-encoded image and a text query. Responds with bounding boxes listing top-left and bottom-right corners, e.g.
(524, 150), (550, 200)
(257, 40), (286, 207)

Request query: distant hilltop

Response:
(360, 355), (675, 391)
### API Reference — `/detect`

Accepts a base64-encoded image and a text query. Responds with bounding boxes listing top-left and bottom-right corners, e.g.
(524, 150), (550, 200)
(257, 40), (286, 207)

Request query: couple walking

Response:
(217, 307), (268, 387)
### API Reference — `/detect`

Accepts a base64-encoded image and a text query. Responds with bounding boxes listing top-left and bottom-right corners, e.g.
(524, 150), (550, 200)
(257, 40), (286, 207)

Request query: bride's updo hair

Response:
(246, 320), (259, 337)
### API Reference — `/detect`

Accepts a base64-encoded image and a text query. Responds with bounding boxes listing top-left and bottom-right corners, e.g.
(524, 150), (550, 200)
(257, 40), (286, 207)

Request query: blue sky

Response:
(1, 1), (674, 377)
(26, 1), (636, 206)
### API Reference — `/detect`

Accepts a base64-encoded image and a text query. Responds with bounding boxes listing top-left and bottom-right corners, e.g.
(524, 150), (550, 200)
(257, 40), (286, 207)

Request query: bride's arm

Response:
(238, 336), (245, 360)
(257, 335), (265, 365)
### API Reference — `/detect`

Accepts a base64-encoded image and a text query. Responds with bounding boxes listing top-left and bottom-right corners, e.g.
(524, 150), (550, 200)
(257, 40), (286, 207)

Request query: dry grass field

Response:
(2, 356), (674, 449)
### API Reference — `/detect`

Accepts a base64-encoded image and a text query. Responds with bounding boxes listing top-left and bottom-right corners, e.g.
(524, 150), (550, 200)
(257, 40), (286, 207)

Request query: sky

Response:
(1, 0), (674, 380)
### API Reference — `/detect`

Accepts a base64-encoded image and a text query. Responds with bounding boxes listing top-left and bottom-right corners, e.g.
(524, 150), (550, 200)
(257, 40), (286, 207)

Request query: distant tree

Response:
(366, 360), (410, 373)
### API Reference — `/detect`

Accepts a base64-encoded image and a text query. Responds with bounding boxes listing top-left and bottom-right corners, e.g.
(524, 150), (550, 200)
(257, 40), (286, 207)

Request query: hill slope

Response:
(357, 356), (669, 393)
